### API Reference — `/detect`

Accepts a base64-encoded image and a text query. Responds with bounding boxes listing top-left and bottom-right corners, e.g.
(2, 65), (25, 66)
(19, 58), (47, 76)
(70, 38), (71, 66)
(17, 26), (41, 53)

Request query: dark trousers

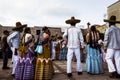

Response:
(2, 49), (9, 68)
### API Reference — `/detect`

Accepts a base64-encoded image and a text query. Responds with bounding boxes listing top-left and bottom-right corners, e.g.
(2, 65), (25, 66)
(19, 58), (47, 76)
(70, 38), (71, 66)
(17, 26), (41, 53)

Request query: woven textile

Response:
(23, 57), (36, 80)
(15, 58), (25, 80)
(15, 48), (36, 80)
(35, 58), (54, 80)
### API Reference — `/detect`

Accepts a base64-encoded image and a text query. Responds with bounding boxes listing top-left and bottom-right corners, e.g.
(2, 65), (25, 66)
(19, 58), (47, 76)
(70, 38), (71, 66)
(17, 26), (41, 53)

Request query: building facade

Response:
(107, 0), (120, 27)
(0, 26), (62, 42)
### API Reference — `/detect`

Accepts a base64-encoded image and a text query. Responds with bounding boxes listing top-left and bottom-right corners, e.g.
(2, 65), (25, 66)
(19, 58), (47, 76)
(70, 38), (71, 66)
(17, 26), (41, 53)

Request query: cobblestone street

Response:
(0, 59), (119, 80)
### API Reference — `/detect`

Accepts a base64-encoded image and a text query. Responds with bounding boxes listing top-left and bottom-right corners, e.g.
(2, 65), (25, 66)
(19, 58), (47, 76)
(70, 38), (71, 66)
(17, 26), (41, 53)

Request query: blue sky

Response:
(0, 0), (118, 28)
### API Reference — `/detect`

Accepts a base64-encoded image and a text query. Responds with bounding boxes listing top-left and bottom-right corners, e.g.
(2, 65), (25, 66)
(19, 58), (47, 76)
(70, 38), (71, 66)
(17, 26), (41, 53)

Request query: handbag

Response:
(35, 33), (43, 54)
(19, 33), (28, 57)
(35, 44), (43, 54)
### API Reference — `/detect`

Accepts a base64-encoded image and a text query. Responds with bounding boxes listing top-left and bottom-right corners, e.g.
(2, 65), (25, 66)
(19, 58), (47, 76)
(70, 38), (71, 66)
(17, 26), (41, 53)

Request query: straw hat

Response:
(12, 22), (27, 30)
(65, 16), (81, 24)
(104, 15), (120, 23)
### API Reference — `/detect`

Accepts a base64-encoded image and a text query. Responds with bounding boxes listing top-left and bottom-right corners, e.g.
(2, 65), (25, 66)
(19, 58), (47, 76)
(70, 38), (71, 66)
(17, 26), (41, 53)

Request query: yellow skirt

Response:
(35, 46), (54, 80)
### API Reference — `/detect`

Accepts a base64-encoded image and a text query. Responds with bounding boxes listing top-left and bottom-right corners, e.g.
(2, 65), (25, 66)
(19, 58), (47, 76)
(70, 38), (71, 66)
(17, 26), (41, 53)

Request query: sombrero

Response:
(104, 15), (120, 23)
(65, 16), (81, 24)
(12, 22), (27, 30)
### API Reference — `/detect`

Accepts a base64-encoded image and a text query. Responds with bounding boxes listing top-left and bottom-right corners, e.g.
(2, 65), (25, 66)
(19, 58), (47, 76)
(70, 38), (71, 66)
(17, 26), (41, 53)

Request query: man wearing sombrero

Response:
(104, 15), (120, 78)
(7, 22), (27, 77)
(63, 16), (84, 77)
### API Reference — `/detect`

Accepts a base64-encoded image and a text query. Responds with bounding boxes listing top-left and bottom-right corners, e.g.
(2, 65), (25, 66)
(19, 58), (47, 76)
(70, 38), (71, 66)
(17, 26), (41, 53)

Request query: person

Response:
(63, 16), (84, 77)
(15, 27), (36, 80)
(24, 27), (35, 53)
(35, 26), (54, 80)
(86, 25), (104, 74)
(98, 39), (106, 62)
(23, 27), (36, 79)
(104, 15), (120, 78)
(59, 40), (67, 60)
(55, 38), (61, 60)
(1, 30), (11, 69)
(80, 42), (85, 63)
(51, 35), (58, 61)
(7, 22), (27, 77)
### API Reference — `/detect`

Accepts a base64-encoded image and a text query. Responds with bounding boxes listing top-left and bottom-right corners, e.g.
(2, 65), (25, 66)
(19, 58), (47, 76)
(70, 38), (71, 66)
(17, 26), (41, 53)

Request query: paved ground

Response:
(0, 58), (119, 80)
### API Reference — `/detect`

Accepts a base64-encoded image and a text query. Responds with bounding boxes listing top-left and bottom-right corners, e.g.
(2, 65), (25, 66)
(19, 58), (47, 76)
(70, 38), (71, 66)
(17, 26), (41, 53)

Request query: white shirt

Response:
(52, 41), (58, 49)
(7, 31), (21, 49)
(63, 26), (84, 48)
(104, 25), (120, 49)
(25, 33), (32, 43)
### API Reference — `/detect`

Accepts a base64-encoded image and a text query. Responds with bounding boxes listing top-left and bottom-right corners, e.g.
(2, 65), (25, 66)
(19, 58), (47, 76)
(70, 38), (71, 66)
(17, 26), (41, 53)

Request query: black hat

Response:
(104, 15), (120, 23)
(12, 22), (27, 30)
(65, 16), (81, 24)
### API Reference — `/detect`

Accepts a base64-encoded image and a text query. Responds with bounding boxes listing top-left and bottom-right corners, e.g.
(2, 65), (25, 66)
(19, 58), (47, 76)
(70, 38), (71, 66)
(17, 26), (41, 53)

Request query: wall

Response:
(0, 26), (62, 41)
(107, 0), (120, 27)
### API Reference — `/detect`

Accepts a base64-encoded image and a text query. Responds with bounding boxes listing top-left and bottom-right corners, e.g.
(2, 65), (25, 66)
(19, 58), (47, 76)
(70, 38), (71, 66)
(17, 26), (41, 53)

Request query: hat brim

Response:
(104, 19), (120, 23)
(12, 24), (27, 30)
(65, 19), (80, 24)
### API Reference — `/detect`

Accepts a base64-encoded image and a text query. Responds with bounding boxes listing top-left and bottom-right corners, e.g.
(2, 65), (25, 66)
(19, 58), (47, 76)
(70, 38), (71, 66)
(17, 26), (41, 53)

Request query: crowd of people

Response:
(1, 15), (120, 80)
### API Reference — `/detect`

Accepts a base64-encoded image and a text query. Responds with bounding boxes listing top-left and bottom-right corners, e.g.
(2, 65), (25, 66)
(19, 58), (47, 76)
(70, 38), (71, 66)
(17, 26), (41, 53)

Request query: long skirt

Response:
(15, 48), (36, 80)
(86, 44), (104, 74)
(35, 46), (54, 80)
(59, 47), (67, 60)
(23, 57), (36, 80)
(15, 58), (25, 80)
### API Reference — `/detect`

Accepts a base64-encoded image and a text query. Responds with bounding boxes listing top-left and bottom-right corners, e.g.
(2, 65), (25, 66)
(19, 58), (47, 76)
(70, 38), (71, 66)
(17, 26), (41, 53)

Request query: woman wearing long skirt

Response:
(35, 26), (54, 80)
(15, 27), (36, 80)
(86, 25), (104, 74)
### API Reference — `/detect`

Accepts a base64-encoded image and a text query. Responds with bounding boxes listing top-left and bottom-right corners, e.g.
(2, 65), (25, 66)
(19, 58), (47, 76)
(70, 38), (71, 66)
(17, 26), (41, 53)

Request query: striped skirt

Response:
(15, 57), (36, 80)
(35, 58), (54, 80)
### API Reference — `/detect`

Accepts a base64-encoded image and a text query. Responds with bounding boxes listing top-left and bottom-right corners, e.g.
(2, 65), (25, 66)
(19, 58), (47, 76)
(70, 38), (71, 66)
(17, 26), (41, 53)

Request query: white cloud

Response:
(0, 0), (118, 27)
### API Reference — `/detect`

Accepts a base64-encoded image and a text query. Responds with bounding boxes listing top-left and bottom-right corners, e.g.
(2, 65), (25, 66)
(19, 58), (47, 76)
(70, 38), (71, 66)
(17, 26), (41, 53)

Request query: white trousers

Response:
(105, 49), (120, 74)
(11, 47), (19, 74)
(67, 48), (82, 73)
(51, 48), (56, 60)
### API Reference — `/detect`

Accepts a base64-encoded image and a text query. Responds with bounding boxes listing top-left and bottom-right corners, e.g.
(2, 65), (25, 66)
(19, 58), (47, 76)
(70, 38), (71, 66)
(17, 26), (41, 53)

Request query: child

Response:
(98, 39), (106, 62)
